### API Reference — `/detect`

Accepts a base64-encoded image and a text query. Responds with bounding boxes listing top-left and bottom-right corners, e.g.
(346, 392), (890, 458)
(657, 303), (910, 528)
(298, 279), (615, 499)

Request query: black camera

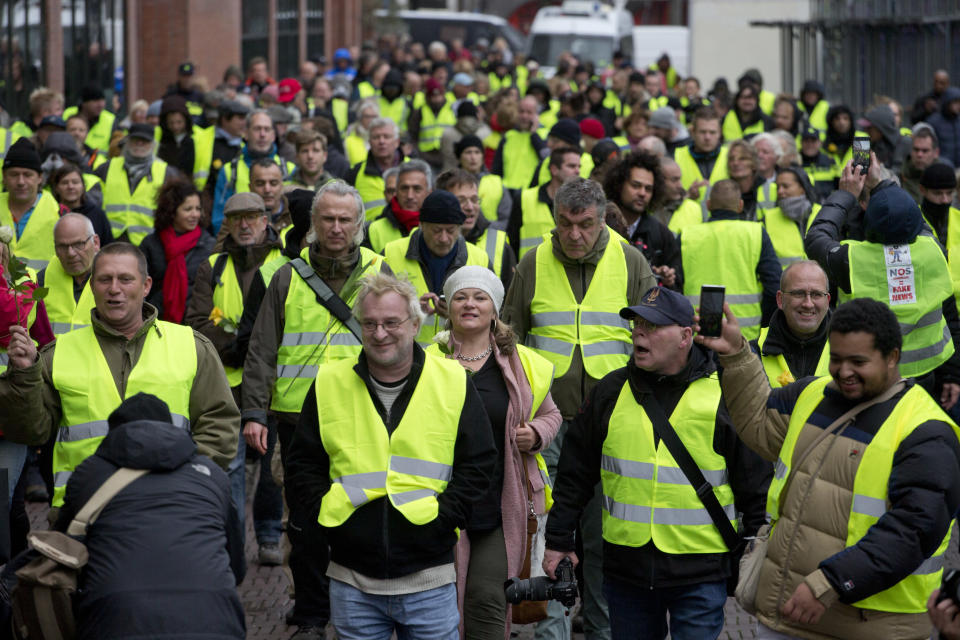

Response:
(503, 557), (578, 608)
(938, 568), (960, 604)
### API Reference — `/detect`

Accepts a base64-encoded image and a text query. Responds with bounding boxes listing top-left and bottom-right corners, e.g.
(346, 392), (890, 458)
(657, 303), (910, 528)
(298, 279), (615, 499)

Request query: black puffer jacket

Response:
(55, 420), (245, 640)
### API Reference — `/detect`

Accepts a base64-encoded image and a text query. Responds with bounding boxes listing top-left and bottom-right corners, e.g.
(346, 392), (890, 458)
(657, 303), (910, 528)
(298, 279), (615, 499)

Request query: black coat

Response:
(140, 229), (216, 319)
(55, 420), (245, 640)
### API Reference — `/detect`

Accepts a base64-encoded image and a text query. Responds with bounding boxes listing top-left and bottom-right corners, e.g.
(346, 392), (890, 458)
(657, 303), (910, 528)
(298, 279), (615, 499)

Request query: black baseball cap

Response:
(178, 62), (195, 76)
(620, 287), (694, 327)
(801, 125), (821, 140)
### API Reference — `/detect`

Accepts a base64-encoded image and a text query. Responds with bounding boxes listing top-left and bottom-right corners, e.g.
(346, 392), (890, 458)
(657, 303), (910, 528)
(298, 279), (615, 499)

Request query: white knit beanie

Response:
(443, 265), (504, 313)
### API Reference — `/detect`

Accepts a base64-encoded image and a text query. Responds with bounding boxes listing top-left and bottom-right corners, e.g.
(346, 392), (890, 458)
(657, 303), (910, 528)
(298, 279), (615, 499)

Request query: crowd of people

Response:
(0, 30), (959, 640)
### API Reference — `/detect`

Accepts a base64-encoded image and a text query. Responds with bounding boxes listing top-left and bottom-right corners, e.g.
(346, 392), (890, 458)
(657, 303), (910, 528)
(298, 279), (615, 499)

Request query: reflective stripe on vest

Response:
(526, 238), (631, 379)
(103, 156), (168, 245)
(0, 191), (60, 271)
(0, 127), (17, 160)
(210, 248), (283, 387)
(682, 220), (764, 339)
(501, 130), (540, 190)
(478, 173), (504, 223)
(722, 110), (766, 141)
(475, 228), (507, 279)
(272, 246), (384, 412)
(50, 322), (196, 506)
(417, 103), (456, 152)
(518, 188), (554, 259)
(769, 377), (960, 612)
(42, 259), (95, 336)
(383, 235), (490, 346)
(757, 326), (829, 388)
(601, 375), (736, 553)
(674, 145), (729, 203)
(316, 354), (465, 526)
(842, 237), (955, 377)
(756, 180), (777, 212)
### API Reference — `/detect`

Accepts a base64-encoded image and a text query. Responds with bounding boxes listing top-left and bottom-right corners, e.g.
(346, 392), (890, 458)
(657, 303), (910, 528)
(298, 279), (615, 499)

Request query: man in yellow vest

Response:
(503, 178), (657, 639)
(0, 138), (62, 270)
(436, 169), (515, 289)
(492, 96), (547, 190)
(652, 156), (704, 235)
(799, 80), (830, 132)
(506, 147), (581, 258)
(749, 260), (832, 388)
(805, 160), (960, 408)
(38, 213), (99, 336)
(408, 78), (456, 172)
(679, 179), (781, 341)
(286, 129), (334, 191)
(94, 123), (177, 245)
(363, 160), (432, 254)
(347, 117), (404, 222)
(543, 286), (768, 638)
(0, 241), (239, 510)
(185, 191), (284, 566)
(242, 181), (390, 633)
(675, 107), (729, 203)
(204, 99), (250, 201)
(284, 271), (496, 638)
(66, 86), (116, 153)
(382, 190), (491, 346)
(700, 296), (960, 639)
(455, 135), (512, 225)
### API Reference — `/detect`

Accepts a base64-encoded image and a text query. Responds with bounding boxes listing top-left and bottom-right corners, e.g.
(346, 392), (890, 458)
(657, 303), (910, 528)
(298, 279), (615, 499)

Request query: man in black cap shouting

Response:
(382, 189), (493, 345)
(542, 285), (769, 640)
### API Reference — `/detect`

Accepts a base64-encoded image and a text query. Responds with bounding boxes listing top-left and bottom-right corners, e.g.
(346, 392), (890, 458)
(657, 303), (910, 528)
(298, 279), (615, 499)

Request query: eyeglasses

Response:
(54, 234), (93, 253)
(785, 289), (829, 301)
(631, 317), (665, 333)
(457, 196), (480, 208)
(360, 316), (411, 333)
(227, 212), (264, 225)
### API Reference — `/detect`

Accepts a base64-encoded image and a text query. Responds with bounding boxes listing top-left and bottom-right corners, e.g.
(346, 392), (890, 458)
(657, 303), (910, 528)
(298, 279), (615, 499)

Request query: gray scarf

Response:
(123, 147), (154, 184)
(779, 196), (812, 223)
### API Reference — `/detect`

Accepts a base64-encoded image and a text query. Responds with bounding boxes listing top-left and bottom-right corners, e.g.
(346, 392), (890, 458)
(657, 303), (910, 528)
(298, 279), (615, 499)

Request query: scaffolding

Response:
(750, 0), (960, 114)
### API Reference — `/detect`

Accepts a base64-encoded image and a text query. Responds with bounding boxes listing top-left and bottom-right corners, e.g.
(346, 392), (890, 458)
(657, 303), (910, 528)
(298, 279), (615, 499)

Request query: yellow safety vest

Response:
(383, 235), (490, 345)
(259, 254), (290, 288)
(722, 111), (766, 142)
(674, 145), (729, 203)
(209, 248), (283, 387)
(500, 130), (540, 190)
(417, 103), (456, 153)
(756, 326), (829, 388)
(682, 220), (764, 340)
(759, 202), (820, 268)
(488, 72), (513, 93)
(0, 126), (21, 161)
(666, 199), (704, 236)
(532, 153), (594, 188)
(518, 187), (554, 259)
(0, 191), (60, 270)
(473, 227), (507, 279)
(800, 100), (830, 132)
(367, 216), (405, 254)
(50, 321), (196, 506)
(478, 173), (504, 223)
(353, 158), (388, 223)
(331, 99), (349, 133)
(345, 134), (368, 167)
(272, 246), (384, 413)
(768, 377), (959, 612)
(526, 238), (631, 379)
(759, 90), (776, 116)
(316, 353), (465, 527)
(929, 208), (960, 308)
(601, 375), (735, 553)
(357, 81), (376, 100)
(192, 125), (216, 190)
(222, 154), (294, 197)
(42, 260), (95, 336)
(842, 237), (955, 378)
(85, 110), (116, 153)
(379, 96), (410, 132)
(102, 156), (168, 245)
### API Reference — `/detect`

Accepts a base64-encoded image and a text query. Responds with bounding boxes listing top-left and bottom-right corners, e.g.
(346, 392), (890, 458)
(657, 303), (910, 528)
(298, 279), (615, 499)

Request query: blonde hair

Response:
(353, 272), (425, 329)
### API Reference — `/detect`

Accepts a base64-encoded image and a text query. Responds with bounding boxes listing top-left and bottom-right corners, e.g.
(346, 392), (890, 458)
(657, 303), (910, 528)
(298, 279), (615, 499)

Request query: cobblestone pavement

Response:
(28, 500), (960, 640)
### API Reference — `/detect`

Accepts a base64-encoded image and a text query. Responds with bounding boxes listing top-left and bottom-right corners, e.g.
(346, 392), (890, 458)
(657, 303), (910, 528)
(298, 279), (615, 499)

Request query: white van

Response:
(526, 1), (634, 77)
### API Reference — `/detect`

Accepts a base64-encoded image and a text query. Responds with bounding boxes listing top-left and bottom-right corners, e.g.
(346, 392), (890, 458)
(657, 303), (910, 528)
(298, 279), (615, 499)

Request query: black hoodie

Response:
(55, 420), (245, 640)
(824, 104), (855, 159)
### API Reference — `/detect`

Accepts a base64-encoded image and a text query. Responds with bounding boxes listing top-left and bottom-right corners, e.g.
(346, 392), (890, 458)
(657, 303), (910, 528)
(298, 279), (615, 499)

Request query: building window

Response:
(306, 0), (324, 61)
(241, 0), (325, 80)
(242, 0), (269, 75)
(1, 0), (45, 122)
(61, 0), (125, 111)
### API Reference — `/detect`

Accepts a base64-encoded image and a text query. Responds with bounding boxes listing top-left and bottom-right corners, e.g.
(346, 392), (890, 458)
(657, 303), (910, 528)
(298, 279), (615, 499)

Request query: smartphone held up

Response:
(698, 285), (725, 338)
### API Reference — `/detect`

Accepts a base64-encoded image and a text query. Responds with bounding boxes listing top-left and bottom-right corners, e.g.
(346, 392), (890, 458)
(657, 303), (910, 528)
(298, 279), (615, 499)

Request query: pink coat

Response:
(448, 338), (563, 638)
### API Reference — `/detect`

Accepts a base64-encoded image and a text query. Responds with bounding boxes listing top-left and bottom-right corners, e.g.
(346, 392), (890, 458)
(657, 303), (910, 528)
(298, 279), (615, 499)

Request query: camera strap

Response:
(626, 375), (742, 552)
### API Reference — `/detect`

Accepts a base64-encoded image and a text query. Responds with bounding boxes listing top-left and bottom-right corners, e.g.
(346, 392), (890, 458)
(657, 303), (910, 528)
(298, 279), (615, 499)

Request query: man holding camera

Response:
(542, 287), (769, 640)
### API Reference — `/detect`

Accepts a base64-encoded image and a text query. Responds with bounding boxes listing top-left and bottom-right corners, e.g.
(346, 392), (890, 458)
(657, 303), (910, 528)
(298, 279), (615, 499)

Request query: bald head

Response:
(54, 212), (100, 277)
(706, 179), (743, 213)
(935, 70), (951, 94)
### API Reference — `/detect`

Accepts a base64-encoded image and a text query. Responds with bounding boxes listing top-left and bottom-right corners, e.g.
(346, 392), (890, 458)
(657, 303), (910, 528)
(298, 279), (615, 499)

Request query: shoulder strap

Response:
(66, 467), (150, 536)
(210, 253), (230, 288)
(290, 257), (363, 341)
(626, 376), (742, 552)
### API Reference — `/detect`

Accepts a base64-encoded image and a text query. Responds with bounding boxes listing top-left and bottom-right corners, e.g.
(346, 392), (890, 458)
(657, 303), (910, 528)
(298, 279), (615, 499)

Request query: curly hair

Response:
(602, 150), (665, 214)
(829, 298), (902, 358)
(153, 177), (204, 231)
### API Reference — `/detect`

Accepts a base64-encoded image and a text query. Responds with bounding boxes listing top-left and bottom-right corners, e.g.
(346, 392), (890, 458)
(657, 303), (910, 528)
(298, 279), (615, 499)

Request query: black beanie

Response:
(457, 101), (478, 119)
(107, 392), (172, 431)
(455, 135), (483, 158)
(920, 163), (957, 190)
(864, 186), (923, 245)
(3, 138), (41, 173)
(419, 190), (465, 224)
(549, 118), (581, 146)
(81, 85), (105, 103)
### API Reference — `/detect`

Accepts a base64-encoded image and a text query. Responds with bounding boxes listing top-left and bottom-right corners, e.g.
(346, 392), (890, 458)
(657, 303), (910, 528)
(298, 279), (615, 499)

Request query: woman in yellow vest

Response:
(428, 266), (561, 639)
(722, 85), (772, 142)
(49, 164), (114, 243)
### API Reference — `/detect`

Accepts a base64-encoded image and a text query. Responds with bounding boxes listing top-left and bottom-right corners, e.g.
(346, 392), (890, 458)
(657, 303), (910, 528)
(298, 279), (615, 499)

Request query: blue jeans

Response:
(0, 440), (27, 504)
(329, 579), (459, 640)
(602, 578), (726, 640)
(228, 417), (283, 547)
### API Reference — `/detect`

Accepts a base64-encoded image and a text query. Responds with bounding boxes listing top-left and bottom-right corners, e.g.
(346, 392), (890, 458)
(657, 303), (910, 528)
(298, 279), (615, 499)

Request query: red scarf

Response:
(159, 226), (202, 323)
(390, 197), (421, 234)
